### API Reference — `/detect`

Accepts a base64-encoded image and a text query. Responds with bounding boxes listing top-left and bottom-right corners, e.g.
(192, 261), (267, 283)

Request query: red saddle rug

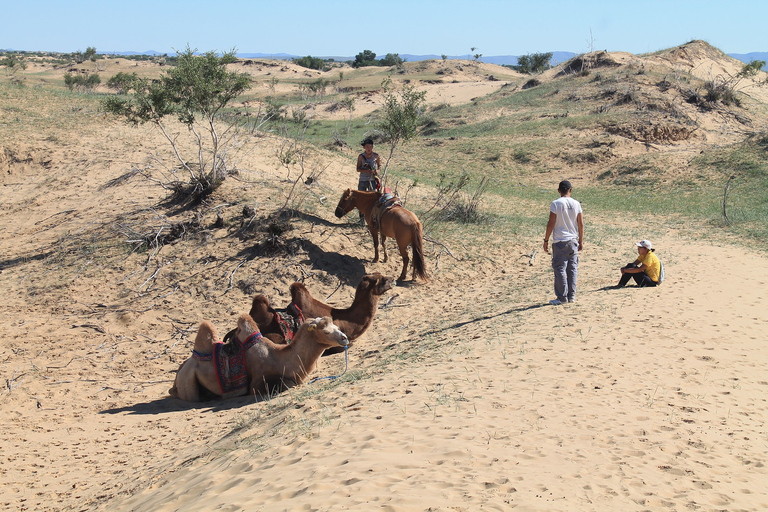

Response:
(212, 331), (262, 396)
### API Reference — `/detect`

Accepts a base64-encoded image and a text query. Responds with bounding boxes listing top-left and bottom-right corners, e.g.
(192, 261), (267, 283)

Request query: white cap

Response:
(635, 240), (653, 250)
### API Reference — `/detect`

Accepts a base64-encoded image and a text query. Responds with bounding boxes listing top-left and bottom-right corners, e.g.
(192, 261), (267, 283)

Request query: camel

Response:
(222, 294), (303, 346)
(290, 273), (395, 354)
(169, 315), (348, 402)
(238, 314), (349, 397)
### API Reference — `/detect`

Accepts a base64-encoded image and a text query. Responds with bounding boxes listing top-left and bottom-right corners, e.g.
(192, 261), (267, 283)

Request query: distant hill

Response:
(16, 48), (768, 71)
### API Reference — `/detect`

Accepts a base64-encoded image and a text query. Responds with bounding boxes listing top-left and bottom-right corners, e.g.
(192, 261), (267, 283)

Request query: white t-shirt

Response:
(550, 196), (582, 242)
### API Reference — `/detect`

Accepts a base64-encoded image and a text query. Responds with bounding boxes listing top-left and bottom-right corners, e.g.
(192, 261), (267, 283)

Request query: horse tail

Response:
(411, 221), (428, 281)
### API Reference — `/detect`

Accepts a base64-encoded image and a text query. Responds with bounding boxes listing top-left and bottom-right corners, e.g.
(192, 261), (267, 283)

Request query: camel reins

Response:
(308, 345), (349, 384)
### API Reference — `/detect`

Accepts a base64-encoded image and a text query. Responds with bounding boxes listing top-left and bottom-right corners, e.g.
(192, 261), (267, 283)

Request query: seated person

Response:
(616, 240), (661, 288)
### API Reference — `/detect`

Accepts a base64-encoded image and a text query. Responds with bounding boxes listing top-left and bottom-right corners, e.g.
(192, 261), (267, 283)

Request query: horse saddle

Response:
(370, 192), (402, 229)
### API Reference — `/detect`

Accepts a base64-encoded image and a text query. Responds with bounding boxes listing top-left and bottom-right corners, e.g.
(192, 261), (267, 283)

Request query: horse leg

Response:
(369, 227), (380, 263)
(397, 240), (410, 281)
(380, 233), (389, 263)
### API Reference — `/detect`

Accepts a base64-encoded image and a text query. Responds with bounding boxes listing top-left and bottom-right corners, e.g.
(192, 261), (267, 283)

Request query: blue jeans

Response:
(552, 240), (579, 302)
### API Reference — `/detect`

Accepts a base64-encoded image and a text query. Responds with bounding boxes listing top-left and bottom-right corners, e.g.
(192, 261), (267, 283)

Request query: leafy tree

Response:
(72, 47), (97, 64)
(376, 77), (427, 181)
(513, 52), (553, 74)
(101, 46), (253, 198)
(380, 53), (404, 67)
(353, 50), (378, 68)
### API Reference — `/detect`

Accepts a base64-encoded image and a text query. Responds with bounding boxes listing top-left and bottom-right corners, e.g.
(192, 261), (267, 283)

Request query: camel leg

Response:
(397, 241), (410, 281)
(369, 227), (380, 263)
(170, 358), (201, 402)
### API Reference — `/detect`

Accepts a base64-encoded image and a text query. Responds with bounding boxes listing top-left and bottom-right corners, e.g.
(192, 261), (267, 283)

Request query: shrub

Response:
(293, 55), (325, 70)
(101, 46), (252, 199)
(64, 72), (100, 90)
(106, 72), (138, 94)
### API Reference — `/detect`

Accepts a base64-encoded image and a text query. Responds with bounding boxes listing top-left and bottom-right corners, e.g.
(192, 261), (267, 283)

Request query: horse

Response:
(335, 189), (427, 282)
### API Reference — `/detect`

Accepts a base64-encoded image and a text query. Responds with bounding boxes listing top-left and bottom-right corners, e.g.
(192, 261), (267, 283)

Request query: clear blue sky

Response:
(2, 0), (765, 57)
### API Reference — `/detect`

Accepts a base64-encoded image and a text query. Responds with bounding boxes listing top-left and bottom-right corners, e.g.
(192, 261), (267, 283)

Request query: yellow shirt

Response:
(638, 251), (661, 283)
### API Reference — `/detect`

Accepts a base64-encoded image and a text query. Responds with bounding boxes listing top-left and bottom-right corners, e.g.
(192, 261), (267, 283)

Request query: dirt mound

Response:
(605, 122), (698, 143)
(556, 51), (624, 76)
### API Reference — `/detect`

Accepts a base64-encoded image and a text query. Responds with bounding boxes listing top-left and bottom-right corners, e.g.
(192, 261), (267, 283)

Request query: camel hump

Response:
(237, 313), (259, 332)
(289, 282), (308, 301)
(194, 320), (218, 352)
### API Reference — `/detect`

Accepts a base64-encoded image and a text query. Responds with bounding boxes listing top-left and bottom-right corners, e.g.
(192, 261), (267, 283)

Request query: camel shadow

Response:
(100, 393), (265, 416)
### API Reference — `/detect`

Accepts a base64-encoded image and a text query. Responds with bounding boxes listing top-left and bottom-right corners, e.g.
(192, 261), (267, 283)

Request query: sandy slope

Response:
(2, 45), (768, 511)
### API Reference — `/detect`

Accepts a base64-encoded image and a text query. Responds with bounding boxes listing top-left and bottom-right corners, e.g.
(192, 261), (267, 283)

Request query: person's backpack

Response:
(658, 259), (665, 284)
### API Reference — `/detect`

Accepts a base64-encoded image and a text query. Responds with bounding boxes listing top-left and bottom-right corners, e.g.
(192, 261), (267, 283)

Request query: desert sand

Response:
(1, 45), (768, 511)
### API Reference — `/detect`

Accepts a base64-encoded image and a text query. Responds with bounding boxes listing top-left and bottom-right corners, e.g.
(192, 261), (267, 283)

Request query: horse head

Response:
(335, 189), (355, 218)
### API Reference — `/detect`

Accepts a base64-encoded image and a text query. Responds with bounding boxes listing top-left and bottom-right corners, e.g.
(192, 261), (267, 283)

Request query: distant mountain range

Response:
(57, 50), (768, 70)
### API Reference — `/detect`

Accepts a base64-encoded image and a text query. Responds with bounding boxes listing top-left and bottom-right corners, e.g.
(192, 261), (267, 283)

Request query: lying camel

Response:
(290, 273), (394, 353)
(236, 314), (349, 397)
(223, 294), (303, 346)
(169, 315), (348, 402)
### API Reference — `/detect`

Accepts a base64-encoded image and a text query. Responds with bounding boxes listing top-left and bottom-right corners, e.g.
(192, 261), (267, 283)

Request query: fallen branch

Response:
(224, 258), (249, 294)
(424, 235), (461, 261)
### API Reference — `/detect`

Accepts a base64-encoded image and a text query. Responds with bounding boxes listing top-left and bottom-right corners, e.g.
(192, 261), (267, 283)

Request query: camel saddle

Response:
(369, 190), (401, 230)
(193, 331), (263, 397)
(275, 302), (305, 343)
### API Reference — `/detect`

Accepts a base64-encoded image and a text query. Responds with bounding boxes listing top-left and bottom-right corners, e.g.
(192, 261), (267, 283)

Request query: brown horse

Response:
(335, 189), (427, 282)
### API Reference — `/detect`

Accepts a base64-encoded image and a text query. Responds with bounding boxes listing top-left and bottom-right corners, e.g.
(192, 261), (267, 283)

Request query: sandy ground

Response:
(2, 45), (768, 511)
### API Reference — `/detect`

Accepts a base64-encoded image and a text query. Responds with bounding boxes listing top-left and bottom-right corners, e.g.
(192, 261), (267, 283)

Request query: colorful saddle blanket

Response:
(275, 302), (305, 343)
(210, 331), (262, 396)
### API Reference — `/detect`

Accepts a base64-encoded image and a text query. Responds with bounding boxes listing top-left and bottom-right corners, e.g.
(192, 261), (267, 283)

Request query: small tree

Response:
(513, 52), (553, 74)
(101, 46), (252, 198)
(376, 77), (427, 182)
(380, 53), (404, 67)
(353, 50), (378, 68)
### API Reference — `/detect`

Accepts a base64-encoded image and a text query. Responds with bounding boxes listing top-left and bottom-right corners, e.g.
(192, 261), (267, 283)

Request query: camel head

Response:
(307, 316), (349, 348)
(335, 188), (354, 218)
(235, 313), (261, 344)
(358, 273), (396, 298)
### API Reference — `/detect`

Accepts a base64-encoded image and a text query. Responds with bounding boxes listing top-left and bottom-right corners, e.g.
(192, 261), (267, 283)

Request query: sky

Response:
(2, 0), (766, 57)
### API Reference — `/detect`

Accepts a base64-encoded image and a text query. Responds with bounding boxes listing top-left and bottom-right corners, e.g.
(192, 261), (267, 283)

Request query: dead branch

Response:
(224, 258), (249, 293)
(424, 235), (461, 261)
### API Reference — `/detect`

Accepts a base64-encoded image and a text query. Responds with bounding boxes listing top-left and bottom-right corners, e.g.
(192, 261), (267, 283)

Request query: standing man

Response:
(543, 180), (583, 305)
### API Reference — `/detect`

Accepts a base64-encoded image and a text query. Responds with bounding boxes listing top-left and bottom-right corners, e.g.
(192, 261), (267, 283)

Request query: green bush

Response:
(293, 55), (325, 70)
(64, 72), (100, 90)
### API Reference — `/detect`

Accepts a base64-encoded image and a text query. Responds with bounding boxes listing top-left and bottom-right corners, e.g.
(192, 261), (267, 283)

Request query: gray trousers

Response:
(552, 239), (579, 302)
